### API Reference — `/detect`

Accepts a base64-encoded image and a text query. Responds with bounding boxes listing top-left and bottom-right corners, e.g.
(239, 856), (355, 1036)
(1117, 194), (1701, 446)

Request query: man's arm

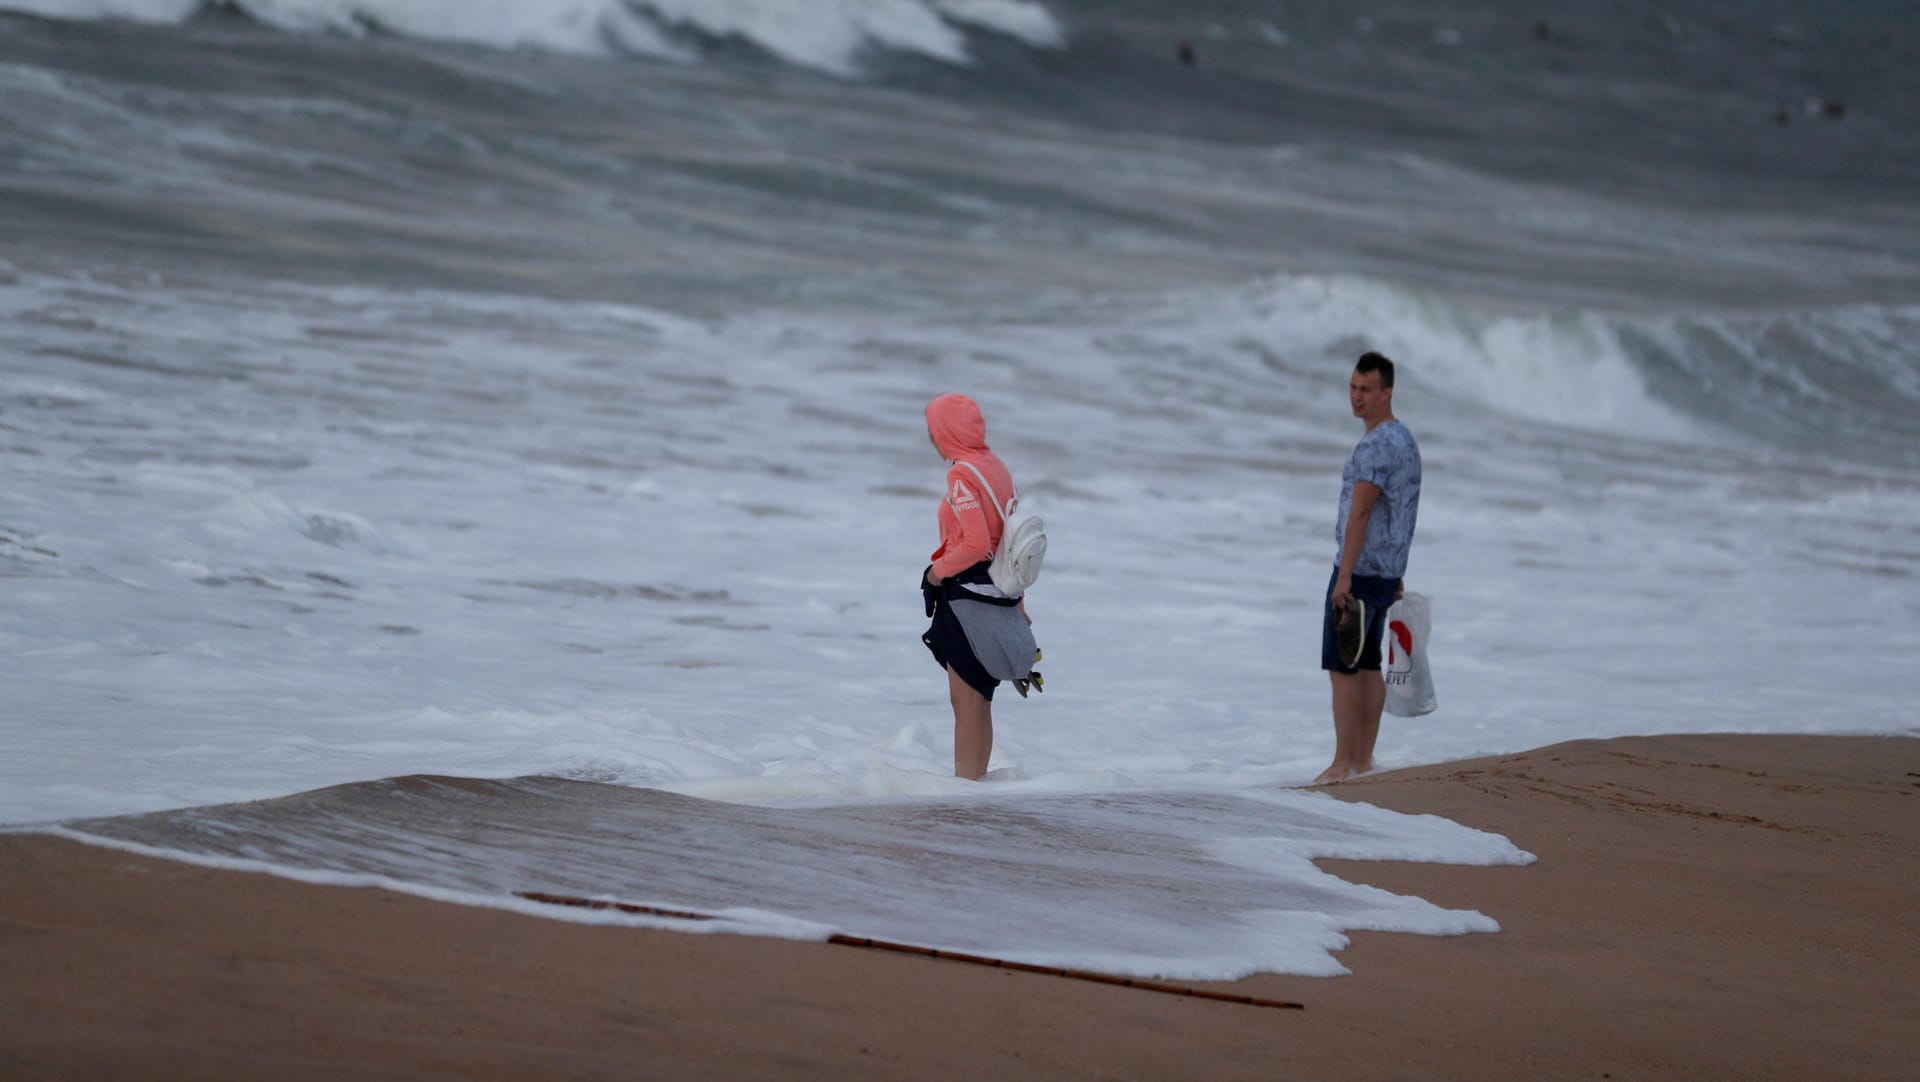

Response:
(1332, 481), (1381, 609)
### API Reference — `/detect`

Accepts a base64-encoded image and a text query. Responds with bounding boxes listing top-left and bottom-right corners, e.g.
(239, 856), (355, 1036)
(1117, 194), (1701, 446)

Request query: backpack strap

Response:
(953, 460), (1013, 527)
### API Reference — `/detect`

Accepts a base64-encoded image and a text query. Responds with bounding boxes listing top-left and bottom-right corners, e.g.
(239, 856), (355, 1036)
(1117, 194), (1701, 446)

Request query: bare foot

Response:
(1311, 764), (1352, 786)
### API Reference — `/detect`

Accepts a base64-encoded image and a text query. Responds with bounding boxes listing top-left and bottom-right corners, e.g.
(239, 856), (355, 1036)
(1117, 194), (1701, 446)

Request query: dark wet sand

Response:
(3, 733), (1916, 1080)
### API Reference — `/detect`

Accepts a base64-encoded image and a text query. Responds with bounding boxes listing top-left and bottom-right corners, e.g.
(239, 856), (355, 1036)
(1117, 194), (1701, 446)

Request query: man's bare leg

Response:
(948, 665), (994, 780)
(1315, 669), (1384, 785)
(1351, 670), (1386, 775)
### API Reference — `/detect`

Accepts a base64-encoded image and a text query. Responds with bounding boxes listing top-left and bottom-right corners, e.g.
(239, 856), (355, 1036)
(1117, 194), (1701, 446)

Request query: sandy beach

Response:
(3, 733), (1915, 1081)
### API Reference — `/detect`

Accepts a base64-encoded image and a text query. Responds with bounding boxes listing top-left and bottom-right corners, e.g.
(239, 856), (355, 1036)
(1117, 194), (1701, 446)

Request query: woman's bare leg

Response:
(948, 665), (994, 780)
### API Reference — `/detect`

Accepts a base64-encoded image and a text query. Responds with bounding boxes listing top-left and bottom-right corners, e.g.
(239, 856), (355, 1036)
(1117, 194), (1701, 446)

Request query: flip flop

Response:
(1336, 597), (1368, 669)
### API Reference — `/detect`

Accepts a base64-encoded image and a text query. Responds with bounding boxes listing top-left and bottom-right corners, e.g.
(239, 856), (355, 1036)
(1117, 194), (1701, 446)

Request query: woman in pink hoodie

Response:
(920, 393), (1026, 780)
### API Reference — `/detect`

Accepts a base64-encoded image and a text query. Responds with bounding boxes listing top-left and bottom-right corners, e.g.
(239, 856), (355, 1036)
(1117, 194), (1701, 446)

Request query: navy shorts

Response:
(922, 563), (1001, 702)
(1320, 568), (1401, 673)
(924, 600), (997, 701)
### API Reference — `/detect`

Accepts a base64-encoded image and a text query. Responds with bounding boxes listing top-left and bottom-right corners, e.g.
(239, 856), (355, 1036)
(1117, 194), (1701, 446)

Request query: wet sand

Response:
(3, 733), (1916, 1080)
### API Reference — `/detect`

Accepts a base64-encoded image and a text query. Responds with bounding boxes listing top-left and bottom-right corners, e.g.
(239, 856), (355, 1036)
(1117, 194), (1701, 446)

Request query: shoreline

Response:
(4, 733), (1916, 1080)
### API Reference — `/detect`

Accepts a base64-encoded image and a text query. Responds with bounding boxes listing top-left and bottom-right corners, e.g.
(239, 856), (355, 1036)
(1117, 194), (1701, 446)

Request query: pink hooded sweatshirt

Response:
(927, 393), (1016, 582)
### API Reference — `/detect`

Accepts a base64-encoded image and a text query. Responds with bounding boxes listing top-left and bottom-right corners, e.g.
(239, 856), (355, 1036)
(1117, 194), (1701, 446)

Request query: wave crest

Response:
(1177, 274), (1920, 465)
(0, 0), (1066, 74)
(1198, 274), (1692, 440)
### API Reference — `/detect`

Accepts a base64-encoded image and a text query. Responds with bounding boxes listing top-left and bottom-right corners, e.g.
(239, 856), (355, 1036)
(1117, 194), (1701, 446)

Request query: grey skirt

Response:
(948, 596), (1038, 685)
(922, 573), (1038, 701)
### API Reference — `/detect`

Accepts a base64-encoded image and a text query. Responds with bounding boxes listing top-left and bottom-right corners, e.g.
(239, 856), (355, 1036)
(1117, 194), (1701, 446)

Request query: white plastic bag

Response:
(1384, 592), (1437, 717)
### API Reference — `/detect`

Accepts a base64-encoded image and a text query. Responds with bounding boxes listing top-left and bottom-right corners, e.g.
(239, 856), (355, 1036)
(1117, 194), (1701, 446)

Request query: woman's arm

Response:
(929, 467), (996, 581)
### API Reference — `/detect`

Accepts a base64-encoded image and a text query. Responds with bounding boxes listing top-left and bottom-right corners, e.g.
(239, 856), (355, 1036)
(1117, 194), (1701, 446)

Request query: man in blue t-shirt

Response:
(1313, 351), (1421, 786)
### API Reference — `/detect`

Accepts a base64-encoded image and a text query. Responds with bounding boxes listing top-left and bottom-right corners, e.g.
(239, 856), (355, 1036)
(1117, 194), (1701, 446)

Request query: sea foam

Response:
(0, 0), (1065, 73)
(45, 776), (1535, 980)
(4, 263), (1916, 835)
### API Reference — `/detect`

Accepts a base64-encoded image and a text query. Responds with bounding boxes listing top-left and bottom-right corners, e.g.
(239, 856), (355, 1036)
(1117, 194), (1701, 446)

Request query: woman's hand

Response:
(921, 565), (942, 617)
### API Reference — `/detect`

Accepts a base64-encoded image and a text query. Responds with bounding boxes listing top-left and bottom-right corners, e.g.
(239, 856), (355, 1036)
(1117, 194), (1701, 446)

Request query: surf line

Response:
(515, 891), (1305, 1011)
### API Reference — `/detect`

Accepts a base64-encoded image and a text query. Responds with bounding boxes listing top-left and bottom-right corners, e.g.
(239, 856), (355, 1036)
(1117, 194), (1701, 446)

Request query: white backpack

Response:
(955, 460), (1047, 597)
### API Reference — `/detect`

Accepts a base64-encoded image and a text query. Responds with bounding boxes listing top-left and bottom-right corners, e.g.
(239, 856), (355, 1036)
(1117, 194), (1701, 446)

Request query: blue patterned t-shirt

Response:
(1334, 420), (1421, 578)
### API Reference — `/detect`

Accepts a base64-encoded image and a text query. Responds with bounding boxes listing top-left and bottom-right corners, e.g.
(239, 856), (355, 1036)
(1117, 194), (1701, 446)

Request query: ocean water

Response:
(2, 0), (1916, 979)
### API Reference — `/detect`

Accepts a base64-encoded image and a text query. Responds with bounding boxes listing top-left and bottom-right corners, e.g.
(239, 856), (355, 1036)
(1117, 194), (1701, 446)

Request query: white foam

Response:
(1198, 273), (1698, 440)
(631, 0), (1060, 71)
(0, 373), (101, 407)
(929, 0), (1061, 45)
(1, 262), (1914, 973)
(25, 826), (838, 940)
(0, 0), (1065, 73)
(0, 0), (196, 21)
(39, 781), (1532, 980)
(201, 491), (431, 559)
(4, 263), (1908, 821)
(639, 0), (962, 71)
(264, 1), (653, 57)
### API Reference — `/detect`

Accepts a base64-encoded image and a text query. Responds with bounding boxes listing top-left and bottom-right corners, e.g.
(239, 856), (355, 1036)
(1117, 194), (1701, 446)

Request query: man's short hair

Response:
(1355, 351), (1395, 388)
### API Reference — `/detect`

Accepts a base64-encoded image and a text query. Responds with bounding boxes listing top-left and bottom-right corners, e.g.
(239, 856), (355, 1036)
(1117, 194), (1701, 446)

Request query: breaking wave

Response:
(0, 0), (1065, 74)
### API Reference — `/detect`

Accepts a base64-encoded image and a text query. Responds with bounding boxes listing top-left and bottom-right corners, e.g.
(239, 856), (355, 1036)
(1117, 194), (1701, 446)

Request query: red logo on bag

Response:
(1388, 620), (1413, 665)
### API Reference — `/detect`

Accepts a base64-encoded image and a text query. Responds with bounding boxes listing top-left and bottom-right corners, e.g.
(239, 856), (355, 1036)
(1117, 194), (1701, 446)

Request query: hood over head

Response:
(926, 393), (990, 461)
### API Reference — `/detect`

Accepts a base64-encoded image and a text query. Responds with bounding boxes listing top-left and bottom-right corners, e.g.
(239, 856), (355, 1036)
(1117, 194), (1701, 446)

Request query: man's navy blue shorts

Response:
(1321, 567), (1401, 673)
